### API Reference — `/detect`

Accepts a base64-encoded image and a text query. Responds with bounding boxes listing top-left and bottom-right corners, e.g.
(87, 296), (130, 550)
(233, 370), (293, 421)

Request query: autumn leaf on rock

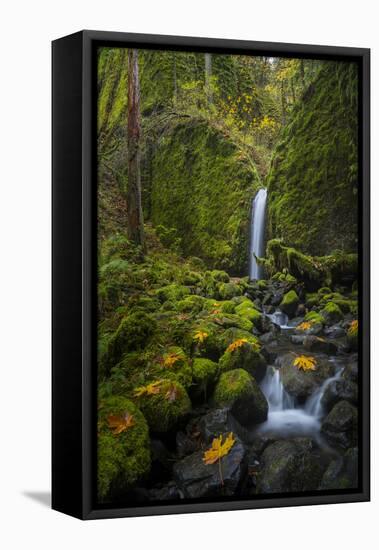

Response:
(296, 321), (312, 331)
(107, 412), (135, 435)
(348, 319), (358, 337)
(203, 433), (236, 465)
(226, 338), (248, 353)
(193, 330), (208, 344)
(163, 353), (182, 369)
(293, 355), (317, 372)
(133, 380), (162, 398)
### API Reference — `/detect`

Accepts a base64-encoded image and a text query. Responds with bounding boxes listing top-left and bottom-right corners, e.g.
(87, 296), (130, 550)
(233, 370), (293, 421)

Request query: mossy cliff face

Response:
(150, 121), (261, 275)
(267, 61), (358, 256)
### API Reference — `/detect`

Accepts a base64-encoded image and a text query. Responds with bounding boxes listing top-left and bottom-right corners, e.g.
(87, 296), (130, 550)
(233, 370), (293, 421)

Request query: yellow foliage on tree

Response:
(293, 355), (317, 372)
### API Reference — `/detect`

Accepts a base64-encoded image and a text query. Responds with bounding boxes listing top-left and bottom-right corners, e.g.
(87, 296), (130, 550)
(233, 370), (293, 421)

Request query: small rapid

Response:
(256, 363), (342, 440)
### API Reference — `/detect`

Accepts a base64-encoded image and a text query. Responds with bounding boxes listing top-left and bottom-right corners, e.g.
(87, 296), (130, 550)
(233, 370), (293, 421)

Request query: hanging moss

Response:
(150, 120), (261, 275)
(267, 61), (358, 256)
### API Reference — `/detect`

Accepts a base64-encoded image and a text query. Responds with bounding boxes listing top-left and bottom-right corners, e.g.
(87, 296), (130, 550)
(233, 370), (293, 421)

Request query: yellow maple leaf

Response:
(163, 352), (183, 369)
(133, 380), (162, 398)
(348, 319), (358, 337)
(226, 338), (248, 353)
(296, 321), (312, 331)
(193, 330), (208, 344)
(293, 355), (317, 372)
(107, 412), (135, 435)
(203, 433), (236, 465)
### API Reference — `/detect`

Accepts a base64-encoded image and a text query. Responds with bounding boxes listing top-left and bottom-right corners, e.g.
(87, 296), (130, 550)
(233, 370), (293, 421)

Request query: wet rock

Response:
(173, 436), (247, 498)
(278, 353), (334, 400)
(296, 304), (306, 317)
(320, 447), (358, 490)
(149, 482), (183, 501)
(279, 290), (300, 318)
(321, 400), (358, 450)
(291, 335), (305, 345)
(213, 369), (269, 427)
(176, 430), (200, 458)
(256, 438), (324, 493)
(342, 358), (358, 383)
(303, 335), (338, 355)
(197, 408), (247, 444)
(324, 324), (345, 339)
(150, 439), (173, 479)
(321, 378), (358, 412)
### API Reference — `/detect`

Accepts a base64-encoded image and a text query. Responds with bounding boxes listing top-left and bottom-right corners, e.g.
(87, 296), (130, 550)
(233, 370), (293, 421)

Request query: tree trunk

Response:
(127, 49), (145, 251)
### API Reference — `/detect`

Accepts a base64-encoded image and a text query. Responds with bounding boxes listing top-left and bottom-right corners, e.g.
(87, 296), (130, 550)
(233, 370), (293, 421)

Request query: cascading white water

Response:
(305, 367), (343, 418)
(250, 189), (267, 280)
(257, 365), (340, 439)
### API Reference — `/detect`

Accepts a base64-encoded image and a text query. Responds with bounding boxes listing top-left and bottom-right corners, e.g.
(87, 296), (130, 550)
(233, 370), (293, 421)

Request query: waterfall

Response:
(261, 367), (294, 411)
(305, 368), (343, 418)
(250, 188), (267, 280)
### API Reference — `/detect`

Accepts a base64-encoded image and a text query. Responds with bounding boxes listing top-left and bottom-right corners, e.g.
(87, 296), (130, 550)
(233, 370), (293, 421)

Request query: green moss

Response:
(155, 284), (191, 303)
(191, 357), (219, 400)
(156, 346), (193, 388)
(305, 293), (320, 309)
(321, 301), (344, 324)
(267, 62), (358, 257)
(97, 396), (151, 501)
(210, 269), (230, 282)
(136, 379), (191, 433)
(213, 368), (254, 405)
(280, 289), (299, 317)
(234, 300), (262, 327)
(217, 281), (243, 300)
(219, 340), (266, 380)
(209, 313), (253, 332)
(176, 295), (208, 314)
(150, 121), (261, 275)
(106, 311), (157, 373)
(318, 287), (332, 295)
(219, 300), (237, 314)
(304, 311), (325, 325)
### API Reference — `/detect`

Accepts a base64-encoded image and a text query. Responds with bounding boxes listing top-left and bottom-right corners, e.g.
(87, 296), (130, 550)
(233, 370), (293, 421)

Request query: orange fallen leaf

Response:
(203, 433), (236, 465)
(134, 380), (162, 398)
(107, 412), (135, 435)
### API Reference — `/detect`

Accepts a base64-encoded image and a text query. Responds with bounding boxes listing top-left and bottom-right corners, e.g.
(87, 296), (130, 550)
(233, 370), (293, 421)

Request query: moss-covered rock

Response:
(279, 353), (334, 400)
(217, 282), (243, 300)
(210, 269), (230, 283)
(155, 284), (191, 303)
(234, 300), (262, 328)
(191, 358), (219, 400)
(219, 300), (237, 314)
(304, 310), (325, 325)
(136, 379), (191, 433)
(279, 290), (299, 318)
(105, 311), (157, 373)
(219, 339), (266, 382)
(321, 301), (344, 325)
(213, 368), (268, 426)
(156, 346), (193, 388)
(97, 396), (151, 501)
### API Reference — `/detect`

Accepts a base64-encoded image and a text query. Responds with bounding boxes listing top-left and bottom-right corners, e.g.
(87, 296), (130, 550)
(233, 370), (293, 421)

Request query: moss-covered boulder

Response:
(217, 282), (243, 300)
(279, 290), (299, 318)
(234, 300), (262, 328)
(136, 379), (191, 433)
(105, 311), (157, 373)
(219, 338), (266, 382)
(321, 301), (344, 325)
(155, 284), (190, 303)
(155, 346), (192, 388)
(191, 358), (219, 400)
(97, 396), (151, 501)
(213, 369), (268, 426)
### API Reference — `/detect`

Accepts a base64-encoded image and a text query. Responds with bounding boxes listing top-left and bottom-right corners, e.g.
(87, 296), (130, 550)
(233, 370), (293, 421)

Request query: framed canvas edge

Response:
(53, 30), (370, 520)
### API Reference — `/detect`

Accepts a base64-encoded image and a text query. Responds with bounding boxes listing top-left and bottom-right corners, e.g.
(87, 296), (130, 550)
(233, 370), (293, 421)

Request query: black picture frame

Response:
(52, 30), (370, 520)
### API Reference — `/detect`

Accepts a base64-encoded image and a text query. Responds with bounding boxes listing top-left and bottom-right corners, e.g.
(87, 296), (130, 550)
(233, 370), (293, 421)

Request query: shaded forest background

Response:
(97, 48), (358, 275)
